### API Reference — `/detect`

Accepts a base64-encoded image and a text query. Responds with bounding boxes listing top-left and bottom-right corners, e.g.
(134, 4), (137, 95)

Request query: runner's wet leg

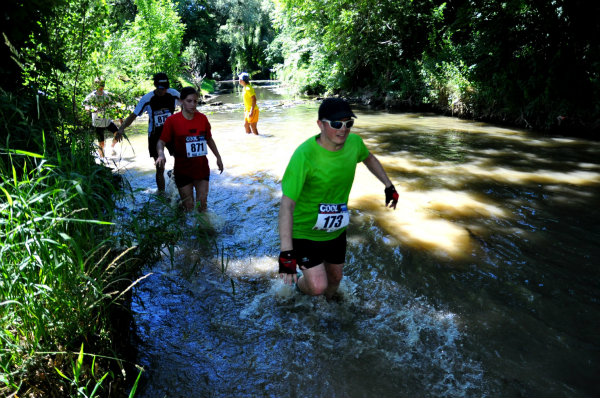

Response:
(324, 262), (344, 299)
(156, 163), (166, 192)
(297, 263), (328, 296)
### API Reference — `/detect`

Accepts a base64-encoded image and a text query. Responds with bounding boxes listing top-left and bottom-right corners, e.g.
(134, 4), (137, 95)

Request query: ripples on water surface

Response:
(108, 83), (600, 397)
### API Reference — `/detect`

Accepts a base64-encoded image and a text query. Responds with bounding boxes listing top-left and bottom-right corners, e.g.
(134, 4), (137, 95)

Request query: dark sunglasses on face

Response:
(322, 119), (354, 129)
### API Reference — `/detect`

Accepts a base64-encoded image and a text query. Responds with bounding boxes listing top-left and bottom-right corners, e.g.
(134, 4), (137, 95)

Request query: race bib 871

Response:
(186, 136), (207, 158)
(313, 203), (350, 232)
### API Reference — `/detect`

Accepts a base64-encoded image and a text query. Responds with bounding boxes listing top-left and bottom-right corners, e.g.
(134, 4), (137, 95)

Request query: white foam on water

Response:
(234, 274), (485, 397)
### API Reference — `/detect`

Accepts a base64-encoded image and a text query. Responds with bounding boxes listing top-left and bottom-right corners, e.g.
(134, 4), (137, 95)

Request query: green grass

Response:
(0, 141), (145, 395)
(0, 144), (225, 395)
(0, 85), (147, 396)
(0, 86), (226, 396)
(200, 79), (216, 96)
(177, 75), (216, 96)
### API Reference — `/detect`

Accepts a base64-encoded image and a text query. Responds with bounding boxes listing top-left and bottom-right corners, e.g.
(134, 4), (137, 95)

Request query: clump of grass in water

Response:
(121, 191), (215, 269)
(214, 242), (236, 296)
(117, 188), (237, 303)
(126, 192), (186, 269)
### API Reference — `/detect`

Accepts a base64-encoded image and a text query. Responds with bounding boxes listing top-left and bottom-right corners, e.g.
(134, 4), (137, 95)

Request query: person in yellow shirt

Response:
(239, 72), (259, 135)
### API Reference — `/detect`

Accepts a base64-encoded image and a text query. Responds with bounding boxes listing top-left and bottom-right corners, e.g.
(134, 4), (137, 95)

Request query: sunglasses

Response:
(322, 119), (354, 129)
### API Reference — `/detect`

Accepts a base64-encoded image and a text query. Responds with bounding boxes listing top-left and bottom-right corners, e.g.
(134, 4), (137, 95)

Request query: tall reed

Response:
(0, 90), (142, 396)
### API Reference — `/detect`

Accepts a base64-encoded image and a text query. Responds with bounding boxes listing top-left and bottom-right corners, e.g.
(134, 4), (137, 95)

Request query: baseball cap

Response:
(238, 72), (250, 83)
(318, 98), (357, 120)
(153, 72), (170, 89)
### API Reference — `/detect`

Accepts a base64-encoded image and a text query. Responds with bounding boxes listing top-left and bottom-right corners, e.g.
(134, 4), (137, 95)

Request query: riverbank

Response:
(198, 77), (599, 139)
(236, 78), (599, 140)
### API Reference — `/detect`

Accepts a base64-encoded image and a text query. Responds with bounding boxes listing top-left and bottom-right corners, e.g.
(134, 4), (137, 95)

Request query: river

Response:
(108, 82), (600, 397)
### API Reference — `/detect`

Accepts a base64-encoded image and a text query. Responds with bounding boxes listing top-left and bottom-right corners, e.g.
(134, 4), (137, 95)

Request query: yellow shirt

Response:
(242, 84), (259, 112)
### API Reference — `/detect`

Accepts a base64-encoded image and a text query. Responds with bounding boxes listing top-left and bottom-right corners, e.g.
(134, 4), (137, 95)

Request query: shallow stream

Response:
(109, 82), (599, 397)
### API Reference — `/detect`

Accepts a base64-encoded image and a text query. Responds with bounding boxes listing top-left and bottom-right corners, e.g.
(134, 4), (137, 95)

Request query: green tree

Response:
(135, 0), (185, 77)
(116, 0), (185, 81)
(216, 0), (277, 78)
(271, 0), (444, 94)
(270, 0), (600, 133)
(0, 0), (72, 93)
(176, 0), (222, 81)
(449, 0), (600, 129)
(1, 0), (117, 149)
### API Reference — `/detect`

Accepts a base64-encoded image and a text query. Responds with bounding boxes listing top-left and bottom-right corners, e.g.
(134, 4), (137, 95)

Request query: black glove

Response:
(385, 184), (399, 208)
(278, 250), (297, 274)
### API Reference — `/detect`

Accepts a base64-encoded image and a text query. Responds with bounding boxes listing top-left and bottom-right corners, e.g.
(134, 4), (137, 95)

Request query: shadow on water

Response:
(109, 84), (600, 397)
(350, 111), (600, 397)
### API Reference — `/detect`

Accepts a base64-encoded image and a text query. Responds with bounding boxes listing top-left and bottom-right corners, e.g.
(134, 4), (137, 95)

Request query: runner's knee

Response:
(325, 263), (344, 285)
(302, 277), (328, 296)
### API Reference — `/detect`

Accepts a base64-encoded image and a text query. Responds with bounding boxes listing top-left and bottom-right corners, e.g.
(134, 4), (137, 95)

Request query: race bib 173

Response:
(313, 203), (349, 232)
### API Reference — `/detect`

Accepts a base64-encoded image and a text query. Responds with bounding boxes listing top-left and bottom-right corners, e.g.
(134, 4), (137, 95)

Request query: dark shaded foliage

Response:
(273, 0), (600, 135)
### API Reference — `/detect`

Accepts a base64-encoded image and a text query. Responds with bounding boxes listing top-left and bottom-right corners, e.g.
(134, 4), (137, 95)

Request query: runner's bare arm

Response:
(117, 112), (137, 134)
(362, 153), (393, 188)
(250, 95), (257, 116)
(155, 139), (167, 168)
(278, 195), (297, 284)
(279, 195), (295, 251)
(207, 137), (224, 173)
(363, 153), (398, 209)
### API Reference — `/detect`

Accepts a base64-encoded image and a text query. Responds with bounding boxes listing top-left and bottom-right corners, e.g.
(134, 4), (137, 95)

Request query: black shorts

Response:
(293, 230), (347, 270)
(174, 173), (209, 188)
(94, 122), (118, 143)
(149, 132), (174, 159)
(148, 131), (160, 159)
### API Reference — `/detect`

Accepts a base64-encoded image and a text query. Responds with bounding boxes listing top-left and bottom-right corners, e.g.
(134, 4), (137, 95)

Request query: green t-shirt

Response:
(282, 133), (370, 241)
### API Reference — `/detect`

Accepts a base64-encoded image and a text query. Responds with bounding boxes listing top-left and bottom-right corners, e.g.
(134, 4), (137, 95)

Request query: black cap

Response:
(153, 72), (169, 89)
(318, 98), (356, 120)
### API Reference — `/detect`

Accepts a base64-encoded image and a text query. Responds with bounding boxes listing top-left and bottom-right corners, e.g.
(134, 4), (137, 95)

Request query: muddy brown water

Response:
(107, 82), (600, 397)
